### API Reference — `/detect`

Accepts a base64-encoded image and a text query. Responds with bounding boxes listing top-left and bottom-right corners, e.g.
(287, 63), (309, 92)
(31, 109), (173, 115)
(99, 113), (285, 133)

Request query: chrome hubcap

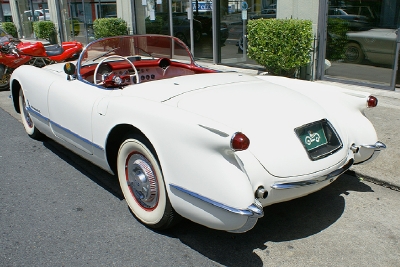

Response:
(126, 153), (158, 209)
(345, 47), (359, 61)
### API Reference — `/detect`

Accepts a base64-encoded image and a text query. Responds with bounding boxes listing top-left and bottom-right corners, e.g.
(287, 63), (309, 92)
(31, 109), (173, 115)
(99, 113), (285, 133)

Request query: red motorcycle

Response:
(0, 35), (83, 91)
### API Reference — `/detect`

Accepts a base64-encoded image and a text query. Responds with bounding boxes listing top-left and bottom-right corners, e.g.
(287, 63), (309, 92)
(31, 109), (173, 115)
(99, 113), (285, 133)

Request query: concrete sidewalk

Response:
(202, 62), (400, 190)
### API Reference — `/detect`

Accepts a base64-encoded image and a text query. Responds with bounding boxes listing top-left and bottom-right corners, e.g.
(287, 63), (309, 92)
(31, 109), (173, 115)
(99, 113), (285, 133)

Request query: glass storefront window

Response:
(61, 0), (116, 44)
(16, 0), (49, 39)
(325, 0), (400, 87)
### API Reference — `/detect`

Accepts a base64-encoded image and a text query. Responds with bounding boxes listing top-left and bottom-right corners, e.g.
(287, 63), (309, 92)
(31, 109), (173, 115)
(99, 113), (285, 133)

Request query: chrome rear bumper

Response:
(170, 184), (263, 233)
(354, 141), (386, 165)
(271, 158), (354, 190)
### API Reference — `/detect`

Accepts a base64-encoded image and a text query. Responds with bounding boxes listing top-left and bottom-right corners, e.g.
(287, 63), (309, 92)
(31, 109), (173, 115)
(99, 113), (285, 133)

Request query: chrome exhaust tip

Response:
(256, 186), (268, 199)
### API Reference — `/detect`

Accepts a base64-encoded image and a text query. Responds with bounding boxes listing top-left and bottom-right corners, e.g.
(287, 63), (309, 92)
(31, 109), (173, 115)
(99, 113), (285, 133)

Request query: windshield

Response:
(0, 36), (9, 44)
(78, 35), (195, 69)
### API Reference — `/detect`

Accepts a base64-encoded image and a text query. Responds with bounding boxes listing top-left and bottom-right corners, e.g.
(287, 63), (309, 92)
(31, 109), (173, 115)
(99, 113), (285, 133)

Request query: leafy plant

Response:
(93, 18), (128, 39)
(33, 21), (57, 43)
(326, 18), (349, 61)
(1, 22), (18, 38)
(69, 18), (80, 36)
(247, 19), (313, 77)
(145, 16), (164, 34)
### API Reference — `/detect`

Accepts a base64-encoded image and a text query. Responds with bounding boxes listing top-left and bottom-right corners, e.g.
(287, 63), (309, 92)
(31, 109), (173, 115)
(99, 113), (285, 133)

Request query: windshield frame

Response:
(76, 34), (196, 82)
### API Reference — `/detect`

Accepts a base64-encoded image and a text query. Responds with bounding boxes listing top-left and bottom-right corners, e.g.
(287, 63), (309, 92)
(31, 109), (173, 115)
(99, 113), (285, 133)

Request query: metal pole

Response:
(316, 0), (328, 80)
(211, 0), (221, 64)
(189, 0), (194, 54)
(389, 28), (400, 90)
(168, 0), (173, 37)
(55, 0), (64, 42)
(82, 0), (89, 44)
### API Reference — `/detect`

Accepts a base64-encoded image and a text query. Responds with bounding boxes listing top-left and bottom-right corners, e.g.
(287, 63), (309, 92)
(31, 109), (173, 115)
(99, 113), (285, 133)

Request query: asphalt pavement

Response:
(1, 64), (399, 267)
(1, 84), (400, 267)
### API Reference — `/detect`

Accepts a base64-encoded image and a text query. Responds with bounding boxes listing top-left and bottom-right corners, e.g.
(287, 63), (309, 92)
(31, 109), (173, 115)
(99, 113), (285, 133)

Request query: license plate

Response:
(296, 122), (328, 151)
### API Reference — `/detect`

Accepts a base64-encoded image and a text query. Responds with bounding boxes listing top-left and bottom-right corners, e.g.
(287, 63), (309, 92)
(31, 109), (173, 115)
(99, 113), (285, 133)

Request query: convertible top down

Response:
(10, 34), (386, 233)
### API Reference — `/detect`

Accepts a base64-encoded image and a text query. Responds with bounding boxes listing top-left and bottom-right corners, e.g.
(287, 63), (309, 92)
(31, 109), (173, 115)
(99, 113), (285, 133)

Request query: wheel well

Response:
(10, 80), (21, 113)
(347, 41), (364, 52)
(105, 124), (152, 174)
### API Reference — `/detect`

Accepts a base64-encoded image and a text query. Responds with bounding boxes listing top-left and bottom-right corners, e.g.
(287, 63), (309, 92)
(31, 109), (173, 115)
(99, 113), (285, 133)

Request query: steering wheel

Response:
(93, 55), (139, 86)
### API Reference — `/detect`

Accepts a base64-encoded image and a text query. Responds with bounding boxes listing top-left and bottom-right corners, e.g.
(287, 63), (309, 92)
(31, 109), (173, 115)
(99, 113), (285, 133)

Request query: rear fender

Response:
(94, 97), (258, 230)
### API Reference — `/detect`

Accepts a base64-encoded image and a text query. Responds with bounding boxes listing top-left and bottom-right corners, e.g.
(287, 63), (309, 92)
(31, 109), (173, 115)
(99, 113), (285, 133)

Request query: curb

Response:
(349, 171), (400, 192)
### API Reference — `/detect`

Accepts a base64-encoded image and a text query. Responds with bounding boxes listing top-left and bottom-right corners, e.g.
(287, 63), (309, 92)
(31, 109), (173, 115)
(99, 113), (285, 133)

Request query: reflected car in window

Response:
(328, 8), (369, 30)
(345, 28), (398, 66)
(251, 9), (277, 20)
(23, 9), (50, 21)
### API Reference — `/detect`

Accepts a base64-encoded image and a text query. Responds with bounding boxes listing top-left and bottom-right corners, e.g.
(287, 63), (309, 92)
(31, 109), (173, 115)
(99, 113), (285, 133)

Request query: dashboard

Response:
(80, 57), (214, 88)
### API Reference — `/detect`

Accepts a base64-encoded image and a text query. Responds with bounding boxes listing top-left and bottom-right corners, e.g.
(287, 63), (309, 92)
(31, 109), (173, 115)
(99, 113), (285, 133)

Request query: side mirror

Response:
(64, 62), (76, 80)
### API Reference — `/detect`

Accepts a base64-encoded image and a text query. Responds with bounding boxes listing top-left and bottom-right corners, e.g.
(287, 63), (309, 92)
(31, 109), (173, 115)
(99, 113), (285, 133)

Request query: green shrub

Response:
(93, 18), (128, 39)
(33, 21), (57, 43)
(69, 18), (80, 36)
(326, 18), (348, 61)
(145, 16), (164, 34)
(1, 22), (18, 38)
(247, 19), (313, 77)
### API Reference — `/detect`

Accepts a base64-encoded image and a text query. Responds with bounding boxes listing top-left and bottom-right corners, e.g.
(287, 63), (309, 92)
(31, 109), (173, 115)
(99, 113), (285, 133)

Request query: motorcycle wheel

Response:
(0, 68), (11, 91)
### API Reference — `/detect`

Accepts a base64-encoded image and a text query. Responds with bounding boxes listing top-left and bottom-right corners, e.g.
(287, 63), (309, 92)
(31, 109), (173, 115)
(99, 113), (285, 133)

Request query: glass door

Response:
(192, 0), (214, 59)
(220, 0), (275, 65)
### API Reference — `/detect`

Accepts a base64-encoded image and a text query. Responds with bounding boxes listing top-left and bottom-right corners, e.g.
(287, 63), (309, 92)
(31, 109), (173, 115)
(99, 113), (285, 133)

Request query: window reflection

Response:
(325, 0), (399, 86)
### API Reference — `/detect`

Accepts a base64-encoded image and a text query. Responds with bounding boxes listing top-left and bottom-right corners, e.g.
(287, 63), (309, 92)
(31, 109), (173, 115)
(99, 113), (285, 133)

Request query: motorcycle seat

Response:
(44, 44), (64, 56)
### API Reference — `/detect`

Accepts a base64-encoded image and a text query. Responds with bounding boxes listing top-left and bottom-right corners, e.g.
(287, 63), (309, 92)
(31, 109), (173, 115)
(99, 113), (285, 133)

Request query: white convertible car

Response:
(10, 35), (386, 233)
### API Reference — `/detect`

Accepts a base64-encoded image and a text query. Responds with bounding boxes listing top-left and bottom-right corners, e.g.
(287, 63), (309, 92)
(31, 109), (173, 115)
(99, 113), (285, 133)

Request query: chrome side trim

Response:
(26, 106), (104, 151)
(170, 184), (263, 218)
(271, 158), (354, 190)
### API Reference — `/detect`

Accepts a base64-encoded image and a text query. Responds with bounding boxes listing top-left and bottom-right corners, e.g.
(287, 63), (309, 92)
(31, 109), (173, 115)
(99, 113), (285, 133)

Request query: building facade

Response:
(6, 0), (400, 89)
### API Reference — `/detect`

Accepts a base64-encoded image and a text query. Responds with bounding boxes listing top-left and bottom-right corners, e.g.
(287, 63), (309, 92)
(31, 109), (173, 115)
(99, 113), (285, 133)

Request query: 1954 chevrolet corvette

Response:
(10, 34), (386, 233)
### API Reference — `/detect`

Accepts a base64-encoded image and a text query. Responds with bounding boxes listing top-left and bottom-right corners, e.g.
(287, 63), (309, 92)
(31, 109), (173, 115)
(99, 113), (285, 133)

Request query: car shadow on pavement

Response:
(165, 172), (374, 267)
(43, 139), (123, 200)
(42, 138), (374, 267)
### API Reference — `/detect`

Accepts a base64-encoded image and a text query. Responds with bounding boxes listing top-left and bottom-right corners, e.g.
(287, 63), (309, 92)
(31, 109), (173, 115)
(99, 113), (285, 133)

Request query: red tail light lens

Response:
(231, 132), (250, 151)
(367, 96), (378, 108)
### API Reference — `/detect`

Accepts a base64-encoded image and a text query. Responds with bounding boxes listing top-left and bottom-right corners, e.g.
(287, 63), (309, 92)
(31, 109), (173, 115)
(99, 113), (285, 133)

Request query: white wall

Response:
(277, 0), (319, 35)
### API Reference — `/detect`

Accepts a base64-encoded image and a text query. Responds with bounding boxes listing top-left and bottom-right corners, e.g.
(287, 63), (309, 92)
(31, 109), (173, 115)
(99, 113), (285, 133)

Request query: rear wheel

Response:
(194, 29), (202, 42)
(117, 135), (179, 229)
(0, 64), (11, 91)
(345, 42), (364, 64)
(18, 88), (44, 140)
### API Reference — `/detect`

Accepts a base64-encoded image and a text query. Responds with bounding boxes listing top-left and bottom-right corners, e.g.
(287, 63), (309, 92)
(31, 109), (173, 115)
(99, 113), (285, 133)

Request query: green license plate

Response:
(297, 122), (328, 151)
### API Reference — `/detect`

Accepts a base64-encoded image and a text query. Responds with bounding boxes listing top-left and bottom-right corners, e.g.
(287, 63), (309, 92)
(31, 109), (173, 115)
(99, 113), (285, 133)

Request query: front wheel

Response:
(117, 135), (179, 229)
(18, 88), (44, 140)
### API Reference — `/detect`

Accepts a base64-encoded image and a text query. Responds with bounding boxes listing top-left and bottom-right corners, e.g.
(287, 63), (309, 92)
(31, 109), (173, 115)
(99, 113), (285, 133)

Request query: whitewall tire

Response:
(117, 135), (179, 229)
(18, 89), (44, 140)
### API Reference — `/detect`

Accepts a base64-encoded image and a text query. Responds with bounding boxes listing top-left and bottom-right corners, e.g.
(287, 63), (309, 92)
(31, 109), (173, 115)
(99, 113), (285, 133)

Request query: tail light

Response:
(231, 132), (250, 151)
(367, 95), (378, 108)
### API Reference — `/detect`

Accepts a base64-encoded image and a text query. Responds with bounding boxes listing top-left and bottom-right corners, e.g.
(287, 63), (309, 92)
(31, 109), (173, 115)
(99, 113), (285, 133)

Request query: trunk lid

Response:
(169, 74), (348, 177)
